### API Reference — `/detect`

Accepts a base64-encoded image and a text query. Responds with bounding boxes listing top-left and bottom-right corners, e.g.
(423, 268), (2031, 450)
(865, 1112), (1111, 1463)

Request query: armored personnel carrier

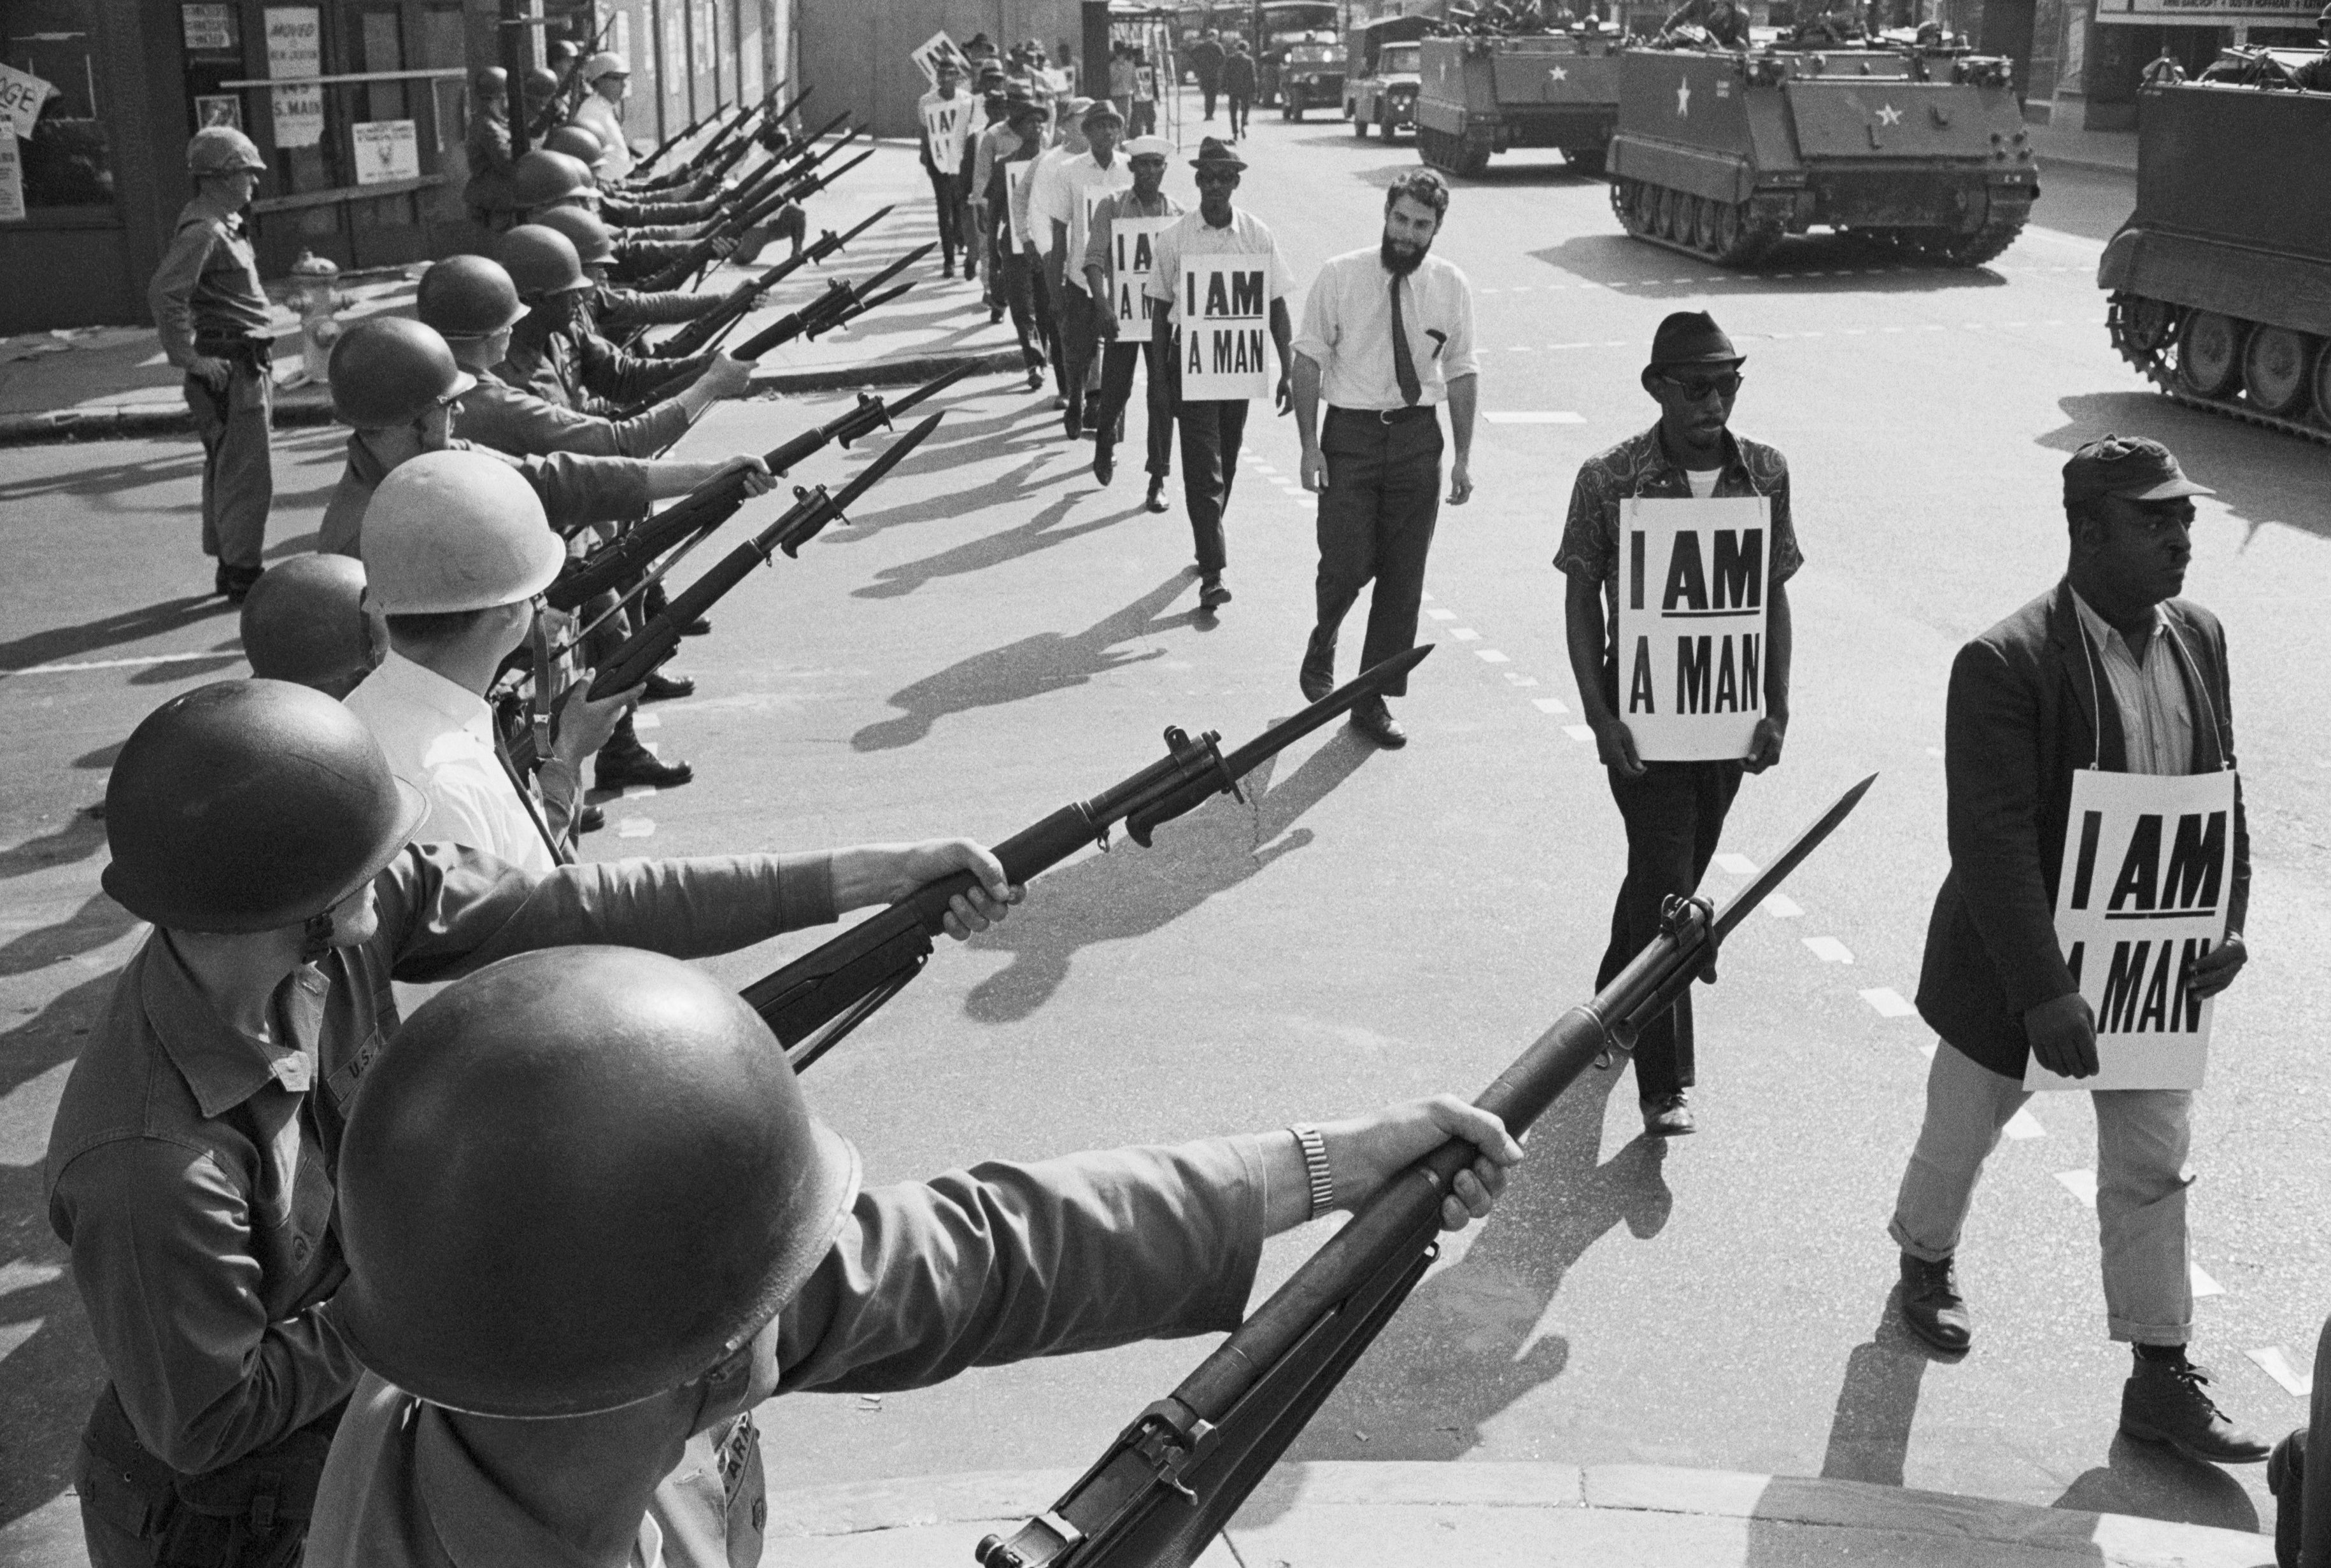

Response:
(2099, 74), (2331, 441)
(1416, 32), (1626, 177)
(1606, 44), (2036, 267)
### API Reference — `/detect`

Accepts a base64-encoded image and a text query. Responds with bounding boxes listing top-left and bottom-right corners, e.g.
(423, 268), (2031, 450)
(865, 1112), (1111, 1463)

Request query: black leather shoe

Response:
(1094, 447), (1115, 486)
(1144, 477), (1169, 514)
(1198, 574), (1232, 609)
(678, 616), (711, 637)
(1300, 628), (1336, 702)
(1640, 1091), (1693, 1136)
(1899, 1252), (1971, 1354)
(595, 742), (695, 792)
(1063, 406), (1083, 440)
(992, 305), (1007, 325)
(576, 803), (606, 834)
(2122, 1354), (2273, 1464)
(215, 564), (262, 604)
(1352, 698), (1406, 749)
(640, 670), (695, 703)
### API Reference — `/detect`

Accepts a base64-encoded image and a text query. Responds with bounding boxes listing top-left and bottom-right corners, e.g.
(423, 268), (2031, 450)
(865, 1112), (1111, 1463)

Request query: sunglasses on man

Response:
(1656, 370), (1744, 400)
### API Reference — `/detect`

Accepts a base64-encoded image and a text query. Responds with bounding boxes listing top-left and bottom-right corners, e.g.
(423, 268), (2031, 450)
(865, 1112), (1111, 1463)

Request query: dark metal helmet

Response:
(513, 148), (595, 209)
(529, 204), (617, 265)
(522, 64), (561, 100)
(548, 39), (581, 66)
(336, 947), (861, 1417)
(542, 123), (606, 164)
(238, 555), (385, 700)
(497, 223), (592, 297)
(328, 318), (477, 430)
(471, 66), (508, 96)
(102, 681), (424, 933)
(415, 254), (526, 339)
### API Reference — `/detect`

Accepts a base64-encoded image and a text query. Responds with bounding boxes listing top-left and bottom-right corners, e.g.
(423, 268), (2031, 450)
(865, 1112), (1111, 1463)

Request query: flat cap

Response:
(2062, 434), (2212, 504)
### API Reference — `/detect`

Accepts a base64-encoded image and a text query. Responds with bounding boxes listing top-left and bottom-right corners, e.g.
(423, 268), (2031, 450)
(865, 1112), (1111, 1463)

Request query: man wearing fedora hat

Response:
(1884, 433), (2264, 1466)
(984, 98), (1058, 390)
(1085, 134), (1183, 512)
(1147, 138), (1296, 610)
(1030, 99), (1133, 437)
(1557, 311), (1796, 1138)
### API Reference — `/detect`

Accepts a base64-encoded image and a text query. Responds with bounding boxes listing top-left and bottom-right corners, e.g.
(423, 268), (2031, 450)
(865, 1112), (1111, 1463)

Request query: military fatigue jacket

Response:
(45, 845), (839, 1474)
(595, 281), (728, 337)
(456, 367), (693, 460)
(502, 316), (711, 418)
(148, 196), (273, 367)
(320, 437), (655, 556)
(306, 1140), (1271, 1568)
(463, 109), (518, 216)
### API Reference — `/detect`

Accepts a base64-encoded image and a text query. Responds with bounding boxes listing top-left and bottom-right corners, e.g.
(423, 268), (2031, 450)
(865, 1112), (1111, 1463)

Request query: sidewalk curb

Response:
(0, 350), (1026, 448)
(767, 1462), (2272, 1567)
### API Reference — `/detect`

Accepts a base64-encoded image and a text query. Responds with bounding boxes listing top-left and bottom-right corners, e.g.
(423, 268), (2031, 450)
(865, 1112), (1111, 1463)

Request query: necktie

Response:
(1389, 274), (1422, 407)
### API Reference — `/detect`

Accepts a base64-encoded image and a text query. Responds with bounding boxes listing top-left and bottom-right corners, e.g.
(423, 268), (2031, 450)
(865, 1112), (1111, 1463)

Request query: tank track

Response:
(1869, 202), (2031, 267)
(1609, 178), (1788, 268)
(2104, 293), (2331, 448)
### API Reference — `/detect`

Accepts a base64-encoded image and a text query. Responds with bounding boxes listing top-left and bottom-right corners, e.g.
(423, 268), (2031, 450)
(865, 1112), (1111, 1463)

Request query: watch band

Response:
(1288, 1122), (1333, 1221)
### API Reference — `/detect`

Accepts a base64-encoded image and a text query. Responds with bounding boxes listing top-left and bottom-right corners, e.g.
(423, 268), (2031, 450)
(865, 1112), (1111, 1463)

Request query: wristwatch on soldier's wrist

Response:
(1287, 1123), (1333, 1221)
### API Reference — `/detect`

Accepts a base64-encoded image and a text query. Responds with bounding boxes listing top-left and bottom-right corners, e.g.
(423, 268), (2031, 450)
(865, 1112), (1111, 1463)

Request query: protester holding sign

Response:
(989, 100), (1056, 392)
(1555, 312), (1796, 1137)
(1884, 435), (2263, 1467)
(1024, 99), (1093, 409)
(917, 59), (978, 279)
(1291, 169), (1477, 751)
(1083, 136), (1182, 510)
(1145, 139), (1295, 611)
(1030, 100), (1132, 438)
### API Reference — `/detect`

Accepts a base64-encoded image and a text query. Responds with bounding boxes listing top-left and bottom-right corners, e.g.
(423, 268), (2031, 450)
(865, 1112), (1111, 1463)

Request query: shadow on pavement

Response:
(850, 572), (1197, 751)
(960, 729), (1376, 1022)
(2053, 1430), (2262, 1534)
(828, 451), (1063, 544)
(0, 595), (235, 675)
(1817, 1289), (1943, 1486)
(853, 496), (1147, 600)
(0, 449), (204, 507)
(1532, 234), (2010, 296)
(2040, 392), (2330, 547)
(0, 811), (107, 881)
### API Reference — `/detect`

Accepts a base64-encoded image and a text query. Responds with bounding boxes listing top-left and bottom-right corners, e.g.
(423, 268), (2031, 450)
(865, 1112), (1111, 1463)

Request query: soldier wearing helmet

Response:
(533, 204), (749, 343)
(2289, 2), (2331, 88)
(239, 554), (386, 700)
(511, 149), (766, 285)
(46, 684), (1016, 1568)
(572, 50), (639, 180)
(494, 225), (723, 437)
(462, 67), (520, 230)
(302, 949), (1519, 1568)
(148, 126), (274, 604)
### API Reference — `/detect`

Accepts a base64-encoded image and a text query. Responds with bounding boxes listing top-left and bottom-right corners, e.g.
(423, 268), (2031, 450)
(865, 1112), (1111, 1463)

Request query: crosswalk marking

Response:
(1532, 696), (1570, 715)
(618, 817), (656, 838)
(1803, 936), (1853, 963)
(1713, 852), (1759, 875)
(1859, 987), (1918, 1018)
(2250, 1346), (2313, 1398)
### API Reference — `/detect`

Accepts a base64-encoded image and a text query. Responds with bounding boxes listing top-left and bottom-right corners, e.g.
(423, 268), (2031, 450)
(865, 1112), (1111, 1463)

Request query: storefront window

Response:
(8, 0), (116, 213)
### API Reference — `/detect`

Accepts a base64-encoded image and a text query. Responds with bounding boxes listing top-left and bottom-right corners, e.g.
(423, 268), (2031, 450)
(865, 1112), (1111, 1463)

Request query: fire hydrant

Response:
(285, 251), (350, 386)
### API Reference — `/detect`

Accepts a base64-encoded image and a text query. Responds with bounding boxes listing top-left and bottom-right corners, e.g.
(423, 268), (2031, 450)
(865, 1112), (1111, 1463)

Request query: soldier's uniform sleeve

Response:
(610, 237), (710, 286)
(574, 328), (709, 409)
(514, 448), (659, 532)
(458, 378), (689, 461)
(775, 1138), (1271, 1394)
(148, 218), (219, 368)
(598, 285), (724, 331)
(371, 843), (840, 985)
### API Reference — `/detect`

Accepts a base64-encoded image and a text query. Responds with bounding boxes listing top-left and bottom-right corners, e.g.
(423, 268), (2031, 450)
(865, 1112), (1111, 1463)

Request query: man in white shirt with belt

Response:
(345, 451), (640, 872)
(1291, 169), (1477, 749)
(1028, 99), (1131, 437)
(570, 53), (636, 181)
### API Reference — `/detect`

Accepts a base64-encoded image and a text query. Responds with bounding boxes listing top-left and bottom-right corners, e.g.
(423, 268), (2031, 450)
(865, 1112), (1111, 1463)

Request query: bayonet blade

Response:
(881, 360), (982, 421)
(1710, 773), (1876, 942)
(829, 411), (942, 510)
(1216, 644), (1433, 779)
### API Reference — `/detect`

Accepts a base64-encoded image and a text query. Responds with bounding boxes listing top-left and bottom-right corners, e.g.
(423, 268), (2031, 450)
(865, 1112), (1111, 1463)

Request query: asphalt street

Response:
(2, 106), (2327, 1555)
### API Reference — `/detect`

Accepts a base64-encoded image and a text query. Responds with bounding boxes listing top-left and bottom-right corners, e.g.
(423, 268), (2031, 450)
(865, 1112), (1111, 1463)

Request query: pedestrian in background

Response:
(1555, 311), (1796, 1138)
(1291, 168), (1477, 751)
(1146, 138), (1295, 611)
(150, 127), (276, 605)
(1024, 98), (1093, 410)
(1224, 40), (1258, 140)
(1886, 434), (2262, 1464)
(1084, 135), (1182, 512)
(917, 58), (977, 279)
(1030, 99), (1131, 437)
(1189, 29), (1227, 120)
(462, 68), (520, 232)
(991, 100), (1057, 391)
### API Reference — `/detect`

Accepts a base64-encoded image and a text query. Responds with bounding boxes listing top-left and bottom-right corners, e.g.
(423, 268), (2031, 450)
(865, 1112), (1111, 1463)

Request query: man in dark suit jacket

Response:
(1888, 434), (2262, 1466)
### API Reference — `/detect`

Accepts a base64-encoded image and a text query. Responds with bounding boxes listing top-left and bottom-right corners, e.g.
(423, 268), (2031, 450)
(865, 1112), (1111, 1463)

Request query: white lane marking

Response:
(1762, 893), (1803, 919)
(618, 817), (656, 839)
(1533, 696), (1571, 715)
(1803, 936), (1854, 963)
(1860, 987), (1918, 1018)
(2191, 1264), (2224, 1299)
(1504, 673), (1539, 688)
(1483, 411), (1585, 424)
(2250, 1346), (2314, 1398)
(1451, 628), (1480, 641)
(623, 784), (658, 800)
(1713, 852), (1759, 875)
(2002, 1108), (2046, 1141)
(2057, 1168), (2098, 1208)
(9, 650), (240, 674)
(1476, 649), (1510, 663)
(1562, 724), (1596, 743)
(1426, 608), (1456, 620)
(631, 712), (661, 730)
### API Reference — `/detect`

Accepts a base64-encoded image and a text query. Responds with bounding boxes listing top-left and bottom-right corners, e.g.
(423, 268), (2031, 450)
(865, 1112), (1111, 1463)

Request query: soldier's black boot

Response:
(2269, 1427), (2304, 1568)
(594, 714), (694, 792)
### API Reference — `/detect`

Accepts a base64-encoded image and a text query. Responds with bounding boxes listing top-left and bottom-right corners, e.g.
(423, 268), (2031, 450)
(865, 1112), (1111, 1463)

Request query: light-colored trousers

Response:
(1889, 1038), (2194, 1345)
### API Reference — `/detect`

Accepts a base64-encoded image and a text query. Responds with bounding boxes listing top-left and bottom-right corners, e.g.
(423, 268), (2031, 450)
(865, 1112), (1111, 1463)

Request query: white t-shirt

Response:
(1026, 151), (1132, 288)
(1685, 468), (1721, 499)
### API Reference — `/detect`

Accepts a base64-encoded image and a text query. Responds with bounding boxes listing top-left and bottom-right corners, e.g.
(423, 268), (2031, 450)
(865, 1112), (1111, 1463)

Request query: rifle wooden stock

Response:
(970, 776), (1879, 1568)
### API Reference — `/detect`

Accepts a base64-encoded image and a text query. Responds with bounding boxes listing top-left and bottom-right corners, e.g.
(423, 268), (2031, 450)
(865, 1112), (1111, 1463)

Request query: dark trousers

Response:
(1199, 79), (1221, 118)
(185, 360), (273, 572)
(1307, 407), (1442, 698)
(1172, 390), (1247, 574)
(1228, 93), (1252, 136)
(925, 168), (965, 265)
(1059, 286), (1104, 422)
(1595, 759), (1745, 1102)
(998, 244), (1049, 372)
(1092, 339), (1174, 478)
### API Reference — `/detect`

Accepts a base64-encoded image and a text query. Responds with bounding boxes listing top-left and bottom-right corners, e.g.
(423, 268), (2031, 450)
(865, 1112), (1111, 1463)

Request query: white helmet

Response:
(582, 51), (631, 83)
(361, 451), (565, 614)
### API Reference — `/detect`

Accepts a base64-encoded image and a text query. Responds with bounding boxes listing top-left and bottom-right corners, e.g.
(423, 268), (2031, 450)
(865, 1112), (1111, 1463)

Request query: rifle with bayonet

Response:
(645, 83), (807, 183)
(969, 775), (1878, 1568)
(582, 411), (942, 698)
(633, 124), (861, 293)
(635, 105), (720, 180)
(647, 206), (893, 359)
(739, 647), (1440, 1069)
(725, 244), (931, 360)
(547, 362), (978, 614)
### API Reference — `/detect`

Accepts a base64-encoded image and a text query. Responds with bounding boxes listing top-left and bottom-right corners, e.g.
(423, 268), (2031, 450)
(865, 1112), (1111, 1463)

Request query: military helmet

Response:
(542, 123), (606, 164)
(522, 64), (561, 100)
(530, 204), (618, 266)
(328, 318), (476, 430)
(187, 126), (266, 176)
(497, 223), (592, 297)
(238, 556), (383, 700)
(582, 50), (632, 83)
(513, 148), (596, 209)
(415, 254), (527, 339)
(471, 66), (508, 96)
(548, 39), (581, 67)
(362, 451), (566, 615)
(336, 947), (861, 1417)
(103, 681), (424, 933)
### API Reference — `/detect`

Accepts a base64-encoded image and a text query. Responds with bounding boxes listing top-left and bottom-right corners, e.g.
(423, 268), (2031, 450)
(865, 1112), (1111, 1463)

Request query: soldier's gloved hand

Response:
(1302, 1096), (1525, 1234)
(188, 355), (233, 392)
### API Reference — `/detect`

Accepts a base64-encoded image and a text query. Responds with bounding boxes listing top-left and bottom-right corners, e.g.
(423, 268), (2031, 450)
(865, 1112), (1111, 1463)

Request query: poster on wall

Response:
(194, 95), (244, 130)
(181, 3), (239, 53)
(0, 133), (24, 222)
(265, 8), (324, 148)
(353, 119), (420, 184)
(0, 62), (54, 143)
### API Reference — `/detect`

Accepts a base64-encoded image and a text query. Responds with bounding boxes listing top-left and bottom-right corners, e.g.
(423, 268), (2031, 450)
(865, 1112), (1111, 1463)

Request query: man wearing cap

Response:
(970, 90), (1026, 318)
(1886, 434), (2262, 1465)
(1555, 311), (1796, 1138)
(918, 57), (978, 279)
(1030, 99), (1131, 436)
(1147, 138), (1296, 610)
(570, 52), (637, 179)
(2288, 4), (2331, 88)
(150, 127), (276, 604)
(1291, 168), (1478, 751)
(462, 68), (520, 230)
(990, 99), (1059, 392)
(46, 679), (1014, 1568)
(1084, 134), (1182, 512)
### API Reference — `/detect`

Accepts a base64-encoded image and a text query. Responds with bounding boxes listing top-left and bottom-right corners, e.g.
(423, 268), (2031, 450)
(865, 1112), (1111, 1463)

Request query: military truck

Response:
(2099, 74), (2331, 442)
(1279, 36), (1347, 118)
(1417, 31), (1626, 176)
(1347, 15), (1433, 138)
(1606, 45), (2037, 267)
